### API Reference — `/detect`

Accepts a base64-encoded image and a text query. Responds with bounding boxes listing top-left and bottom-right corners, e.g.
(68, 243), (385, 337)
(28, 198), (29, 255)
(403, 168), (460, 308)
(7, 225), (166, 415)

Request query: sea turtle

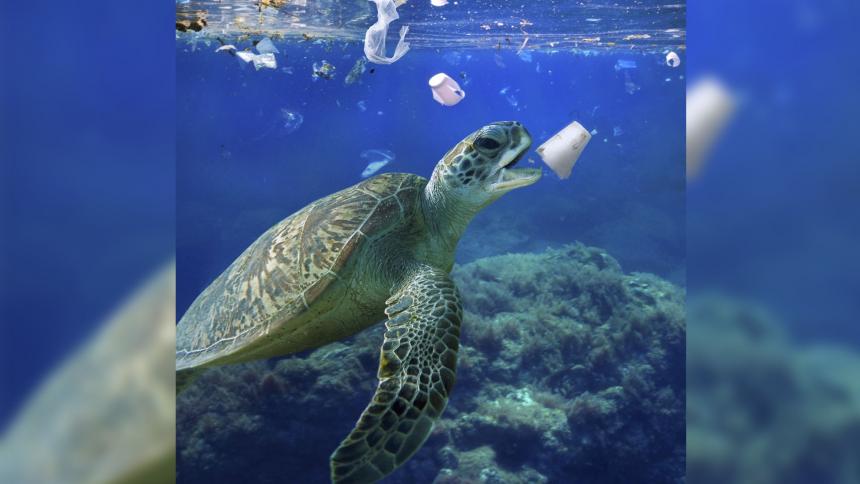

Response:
(176, 121), (541, 483)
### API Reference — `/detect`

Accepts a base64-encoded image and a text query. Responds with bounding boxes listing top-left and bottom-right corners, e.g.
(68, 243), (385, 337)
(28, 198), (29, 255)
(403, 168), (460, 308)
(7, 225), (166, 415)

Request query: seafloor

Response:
(177, 244), (685, 483)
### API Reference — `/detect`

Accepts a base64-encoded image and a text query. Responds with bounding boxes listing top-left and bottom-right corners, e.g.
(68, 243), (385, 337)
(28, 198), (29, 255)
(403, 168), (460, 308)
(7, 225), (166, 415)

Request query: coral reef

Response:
(687, 295), (860, 484)
(177, 244), (685, 483)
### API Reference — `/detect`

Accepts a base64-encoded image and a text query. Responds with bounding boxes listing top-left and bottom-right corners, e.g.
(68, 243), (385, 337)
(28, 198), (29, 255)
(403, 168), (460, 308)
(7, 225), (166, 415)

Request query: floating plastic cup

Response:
(666, 51), (681, 68)
(428, 73), (466, 106)
(686, 77), (736, 179)
(536, 121), (592, 179)
(431, 0), (449, 6)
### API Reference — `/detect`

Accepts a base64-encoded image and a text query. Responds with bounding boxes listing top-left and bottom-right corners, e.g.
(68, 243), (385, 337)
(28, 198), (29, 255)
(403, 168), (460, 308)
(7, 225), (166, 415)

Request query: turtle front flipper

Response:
(330, 266), (462, 483)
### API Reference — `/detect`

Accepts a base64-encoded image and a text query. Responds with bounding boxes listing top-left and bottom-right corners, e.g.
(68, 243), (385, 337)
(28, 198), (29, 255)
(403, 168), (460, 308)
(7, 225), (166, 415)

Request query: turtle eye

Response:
(475, 137), (501, 151)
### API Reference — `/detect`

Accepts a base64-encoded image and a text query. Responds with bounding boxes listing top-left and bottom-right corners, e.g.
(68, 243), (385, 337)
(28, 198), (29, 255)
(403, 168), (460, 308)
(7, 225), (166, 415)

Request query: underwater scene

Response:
(176, 1), (686, 483)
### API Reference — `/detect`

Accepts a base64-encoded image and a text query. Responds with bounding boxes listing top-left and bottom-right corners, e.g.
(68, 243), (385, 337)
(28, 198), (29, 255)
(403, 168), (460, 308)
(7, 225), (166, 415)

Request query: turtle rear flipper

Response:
(330, 266), (462, 483)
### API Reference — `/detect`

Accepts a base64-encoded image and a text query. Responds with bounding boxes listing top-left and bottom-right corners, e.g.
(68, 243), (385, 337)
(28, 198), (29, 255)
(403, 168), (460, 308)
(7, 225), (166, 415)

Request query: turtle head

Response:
(431, 121), (541, 207)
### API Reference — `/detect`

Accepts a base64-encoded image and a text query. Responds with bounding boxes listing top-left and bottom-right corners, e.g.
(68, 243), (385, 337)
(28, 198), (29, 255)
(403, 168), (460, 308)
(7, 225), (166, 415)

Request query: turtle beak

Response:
(490, 128), (542, 192)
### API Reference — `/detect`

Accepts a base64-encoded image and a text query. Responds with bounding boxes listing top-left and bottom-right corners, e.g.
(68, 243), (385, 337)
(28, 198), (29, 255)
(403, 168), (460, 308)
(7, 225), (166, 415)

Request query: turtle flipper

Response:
(330, 266), (462, 483)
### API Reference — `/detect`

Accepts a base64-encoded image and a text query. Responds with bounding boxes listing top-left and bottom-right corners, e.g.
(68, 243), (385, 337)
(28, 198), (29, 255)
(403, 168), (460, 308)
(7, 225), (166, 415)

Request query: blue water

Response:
(177, 44), (685, 316)
(175, 18), (685, 480)
(687, 0), (860, 345)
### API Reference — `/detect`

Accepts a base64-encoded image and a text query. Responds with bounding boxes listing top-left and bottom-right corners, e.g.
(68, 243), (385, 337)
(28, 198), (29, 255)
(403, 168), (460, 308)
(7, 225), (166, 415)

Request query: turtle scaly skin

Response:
(176, 121), (541, 482)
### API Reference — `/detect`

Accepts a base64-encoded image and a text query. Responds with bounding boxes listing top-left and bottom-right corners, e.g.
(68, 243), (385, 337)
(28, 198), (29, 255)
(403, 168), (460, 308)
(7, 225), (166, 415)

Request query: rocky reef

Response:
(177, 244), (685, 483)
(687, 295), (860, 484)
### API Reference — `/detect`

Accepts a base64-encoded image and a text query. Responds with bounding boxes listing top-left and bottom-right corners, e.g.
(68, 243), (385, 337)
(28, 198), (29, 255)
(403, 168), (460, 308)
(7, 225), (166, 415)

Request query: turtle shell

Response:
(176, 173), (424, 370)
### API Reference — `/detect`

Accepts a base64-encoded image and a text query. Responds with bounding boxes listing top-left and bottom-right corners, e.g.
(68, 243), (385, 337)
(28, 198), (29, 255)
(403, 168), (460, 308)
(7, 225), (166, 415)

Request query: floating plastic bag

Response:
(255, 37), (279, 55)
(364, 0), (410, 64)
(428, 73), (465, 106)
(536, 121), (592, 179)
(252, 53), (277, 70)
(235, 51), (256, 64)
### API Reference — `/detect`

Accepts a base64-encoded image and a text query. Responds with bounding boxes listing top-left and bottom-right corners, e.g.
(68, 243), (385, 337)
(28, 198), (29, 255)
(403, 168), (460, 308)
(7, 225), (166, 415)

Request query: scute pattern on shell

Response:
(176, 173), (425, 369)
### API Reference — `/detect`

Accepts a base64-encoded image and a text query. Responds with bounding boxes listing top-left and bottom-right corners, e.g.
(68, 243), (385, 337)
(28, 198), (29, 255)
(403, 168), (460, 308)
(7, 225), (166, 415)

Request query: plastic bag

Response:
(364, 0), (410, 65)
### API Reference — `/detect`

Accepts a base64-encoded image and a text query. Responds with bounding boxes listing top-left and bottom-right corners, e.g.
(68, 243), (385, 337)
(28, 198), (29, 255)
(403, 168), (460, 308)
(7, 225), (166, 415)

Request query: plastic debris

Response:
(458, 71), (472, 86)
(443, 51), (464, 66)
(614, 59), (637, 71)
(281, 66), (294, 75)
(360, 149), (395, 177)
(624, 71), (640, 95)
(590, 128), (598, 136)
(254, 37), (279, 55)
(428, 73), (466, 106)
(516, 37), (529, 55)
(364, 0), (411, 64)
(686, 77), (736, 179)
(251, 53), (276, 70)
(357, 100), (368, 112)
(345, 57), (367, 85)
(536, 121), (592, 180)
(499, 86), (520, 110)
(431, 0), (448, 5)
(281, 109), (304, 134)
(494, 54), (506, 68)
(666, 51), (681, 68)
(518, 50), (533, 63)
(312, 60), (336, 80)
(231, 39), (278, 70)
(613, 126), (624, 137)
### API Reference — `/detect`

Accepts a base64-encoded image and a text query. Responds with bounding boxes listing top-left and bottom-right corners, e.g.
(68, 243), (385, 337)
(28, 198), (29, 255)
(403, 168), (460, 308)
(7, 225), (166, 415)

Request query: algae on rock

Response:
(177, 244), (685, 484)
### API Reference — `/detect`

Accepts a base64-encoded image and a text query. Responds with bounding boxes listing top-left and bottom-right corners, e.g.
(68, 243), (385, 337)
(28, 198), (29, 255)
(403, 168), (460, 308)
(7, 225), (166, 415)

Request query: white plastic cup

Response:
(428, 73), (466, 106)
(666, 51), (681, 68)
(686, 77), (736, 179)
(536, 121), (592, 179)
(431, 0), (449, 6)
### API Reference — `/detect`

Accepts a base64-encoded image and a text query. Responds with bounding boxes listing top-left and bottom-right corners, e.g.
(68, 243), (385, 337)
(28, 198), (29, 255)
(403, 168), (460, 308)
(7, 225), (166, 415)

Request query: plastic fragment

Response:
(251, 53), (276, 70)
(613, 126), (624, 137)
(281, 109), (304, 134)
(312, 60), (336, 80)
(232, 40), (278, 70)
(364, 0), (411, 65)
(666, 51), (681, 68)
(536, 121), (592, 180)
(686, 77), (736, 180)
(357, 100), (368, 111)
(360, 149), (395, 177)
(428, 73), (466, 106)
(345, 57), (367, 85)
(499, 86), (520, 110)
(614, 59), (637, 71)
(431, 0), (448, 5)
(255, 37), (279, 55)
(624, 71), (640, 95)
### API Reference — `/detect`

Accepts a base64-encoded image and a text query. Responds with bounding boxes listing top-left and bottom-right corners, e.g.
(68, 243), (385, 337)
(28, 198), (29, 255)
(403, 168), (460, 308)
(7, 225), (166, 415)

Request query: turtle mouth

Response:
(490, 137), (542, 192)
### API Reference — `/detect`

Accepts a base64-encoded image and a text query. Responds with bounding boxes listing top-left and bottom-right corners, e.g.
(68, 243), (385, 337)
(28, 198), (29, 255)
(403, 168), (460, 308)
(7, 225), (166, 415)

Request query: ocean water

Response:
(176, 1), (685, 482)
